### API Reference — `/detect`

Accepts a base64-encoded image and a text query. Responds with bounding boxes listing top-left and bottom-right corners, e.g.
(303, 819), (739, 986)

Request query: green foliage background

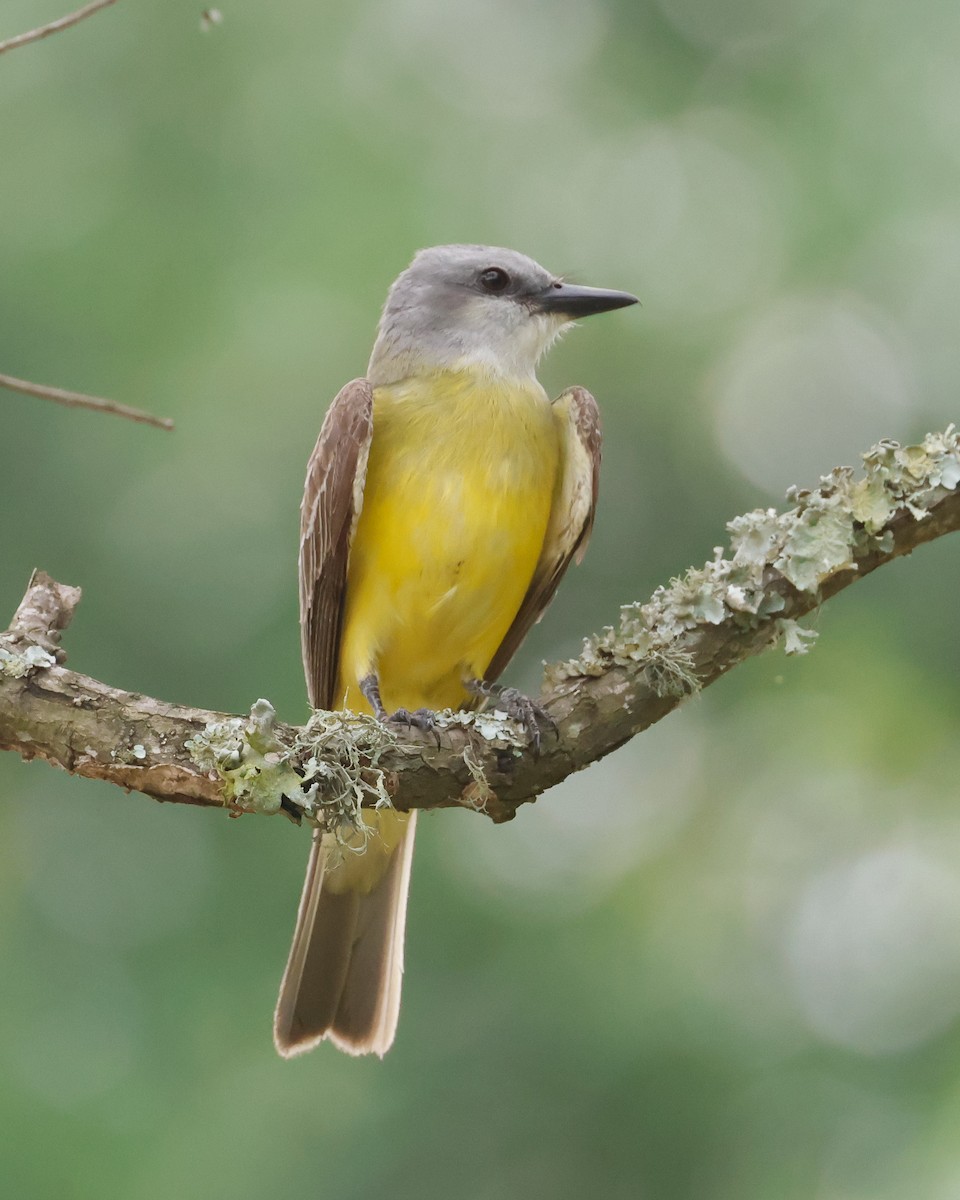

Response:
(2, 1), (960, 1196)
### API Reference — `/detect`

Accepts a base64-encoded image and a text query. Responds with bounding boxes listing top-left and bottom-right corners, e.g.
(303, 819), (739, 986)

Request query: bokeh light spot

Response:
(785, 843), (960, 1054)
(711, 294), (916, 494)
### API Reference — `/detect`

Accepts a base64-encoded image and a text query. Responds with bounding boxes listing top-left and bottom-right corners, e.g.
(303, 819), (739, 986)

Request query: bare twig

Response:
(1, 372), (173, 431)
(1, 5), (169, 432)
(1, 429), (958, 825)
(0, 0), (121, 56)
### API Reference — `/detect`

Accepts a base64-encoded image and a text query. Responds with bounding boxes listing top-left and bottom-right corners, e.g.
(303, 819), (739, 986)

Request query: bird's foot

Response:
(359, 676), (440, 743)
(466, 679), (557, 757)
(387, 706), (441, 747)
(387, 706), (436, 733)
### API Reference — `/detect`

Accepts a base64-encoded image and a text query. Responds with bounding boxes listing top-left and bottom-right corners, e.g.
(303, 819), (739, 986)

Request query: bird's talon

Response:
(469, 681), (555, 757)
(388, 707), (441, 745)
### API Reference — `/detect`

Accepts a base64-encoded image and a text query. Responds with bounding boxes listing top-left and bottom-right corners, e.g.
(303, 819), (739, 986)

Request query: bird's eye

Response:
(478, 267), (511, 293)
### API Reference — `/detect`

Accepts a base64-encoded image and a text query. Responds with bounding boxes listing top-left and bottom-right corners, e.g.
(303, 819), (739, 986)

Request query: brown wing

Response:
(485, 386), (601, 683)
(299, 378), (373, 709)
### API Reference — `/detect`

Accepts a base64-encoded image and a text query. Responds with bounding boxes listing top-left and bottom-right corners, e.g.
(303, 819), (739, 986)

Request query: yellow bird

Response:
(274, 245), (637, 1057)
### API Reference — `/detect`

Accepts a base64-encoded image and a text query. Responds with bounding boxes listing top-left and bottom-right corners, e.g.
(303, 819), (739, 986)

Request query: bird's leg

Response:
(359, 672), (438, 738)
(359, 673), (389, 721)
(465, 679), (558, 756)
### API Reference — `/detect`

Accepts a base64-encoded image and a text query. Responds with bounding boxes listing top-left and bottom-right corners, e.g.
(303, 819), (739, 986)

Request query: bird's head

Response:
(368, 244), (637, 387)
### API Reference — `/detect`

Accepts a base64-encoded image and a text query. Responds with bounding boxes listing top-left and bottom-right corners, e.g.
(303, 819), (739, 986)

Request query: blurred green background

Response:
(2, 0), (960, 1196)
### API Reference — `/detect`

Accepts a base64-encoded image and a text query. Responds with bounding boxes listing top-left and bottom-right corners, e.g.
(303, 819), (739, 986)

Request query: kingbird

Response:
(274, 245), (637, 1057)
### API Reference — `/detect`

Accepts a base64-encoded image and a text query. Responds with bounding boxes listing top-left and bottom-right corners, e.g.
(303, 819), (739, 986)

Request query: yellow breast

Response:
(336, 369), (561, 714)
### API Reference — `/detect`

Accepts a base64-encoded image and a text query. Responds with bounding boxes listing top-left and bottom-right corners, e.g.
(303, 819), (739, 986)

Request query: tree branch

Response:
(1, 372), (174, 431)
(0, 0), (121, 56)
(1, 429), (958, 826)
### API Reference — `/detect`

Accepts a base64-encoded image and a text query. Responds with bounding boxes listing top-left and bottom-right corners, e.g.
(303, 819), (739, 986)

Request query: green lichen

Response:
(186, 700), (414, 841)
(186, 698), (306, 817)
(547, 426), (960, 686)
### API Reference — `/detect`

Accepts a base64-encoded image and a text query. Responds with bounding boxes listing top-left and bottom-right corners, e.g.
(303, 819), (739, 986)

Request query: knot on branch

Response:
(0, 568), (81, 677)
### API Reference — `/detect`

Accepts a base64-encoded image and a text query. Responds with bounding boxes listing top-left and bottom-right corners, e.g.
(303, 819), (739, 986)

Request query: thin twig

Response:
(1, 372), (174, 431)
(0, 0), (120, 56)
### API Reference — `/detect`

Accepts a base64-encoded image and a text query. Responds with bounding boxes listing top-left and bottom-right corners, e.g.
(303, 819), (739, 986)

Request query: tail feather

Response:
(274, 811), (417, 1058)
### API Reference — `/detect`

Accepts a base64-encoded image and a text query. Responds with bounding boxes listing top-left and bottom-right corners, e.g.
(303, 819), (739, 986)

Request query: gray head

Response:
(367, 244), (637, 387)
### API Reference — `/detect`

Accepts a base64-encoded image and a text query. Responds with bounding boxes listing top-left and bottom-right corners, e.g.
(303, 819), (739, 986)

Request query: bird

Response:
(274, 244), (637, 1058)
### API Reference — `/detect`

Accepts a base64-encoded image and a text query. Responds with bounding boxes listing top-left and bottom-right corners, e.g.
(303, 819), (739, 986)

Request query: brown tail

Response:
(273, 812), (417, 1057)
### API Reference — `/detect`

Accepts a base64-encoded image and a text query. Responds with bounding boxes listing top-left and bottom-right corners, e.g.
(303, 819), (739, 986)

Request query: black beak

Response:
(534, 281), (639, 319)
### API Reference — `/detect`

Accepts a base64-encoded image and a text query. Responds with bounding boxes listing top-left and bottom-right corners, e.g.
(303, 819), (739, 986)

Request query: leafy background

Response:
(2, 0), (960, 1196)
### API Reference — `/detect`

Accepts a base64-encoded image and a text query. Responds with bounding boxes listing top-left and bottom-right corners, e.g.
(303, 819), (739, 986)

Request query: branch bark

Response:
(1, 430), (958, 826)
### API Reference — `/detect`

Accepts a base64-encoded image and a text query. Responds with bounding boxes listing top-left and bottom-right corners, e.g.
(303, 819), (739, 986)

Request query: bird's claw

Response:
(388, 706), (441, 746)
(468, 681), (557, 757)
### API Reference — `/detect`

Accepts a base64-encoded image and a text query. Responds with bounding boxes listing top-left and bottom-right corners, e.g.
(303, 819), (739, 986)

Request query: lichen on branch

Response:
(548, 426), (960, 687)
(0, 427), (958, 826)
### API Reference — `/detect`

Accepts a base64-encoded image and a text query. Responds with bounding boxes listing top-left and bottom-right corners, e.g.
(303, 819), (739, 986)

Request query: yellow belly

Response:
(336, 369), (561, 715)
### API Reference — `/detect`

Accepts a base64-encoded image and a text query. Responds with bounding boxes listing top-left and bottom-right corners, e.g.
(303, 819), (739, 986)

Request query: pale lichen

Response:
(775, 618), (819, 656)
(416, 709), (528, 813)
(292, 709), (400, 849)
(548, 427), (960, 685)
(183, 695), (527, 839)
(459, 741), (495, 812)
(431, 706), (528, 751)
(112, 743), (154, 766)
(642, 646), (701, 698)
(0, 643), (56, 679)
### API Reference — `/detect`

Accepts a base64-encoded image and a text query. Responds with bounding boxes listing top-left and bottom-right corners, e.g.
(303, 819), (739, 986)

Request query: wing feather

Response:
(485, 386), (601, 683)
(299, 378), (373, 709)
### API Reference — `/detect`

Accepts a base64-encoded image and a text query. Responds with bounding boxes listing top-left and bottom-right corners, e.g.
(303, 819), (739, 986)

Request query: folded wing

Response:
(485, 386), (601, 682)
